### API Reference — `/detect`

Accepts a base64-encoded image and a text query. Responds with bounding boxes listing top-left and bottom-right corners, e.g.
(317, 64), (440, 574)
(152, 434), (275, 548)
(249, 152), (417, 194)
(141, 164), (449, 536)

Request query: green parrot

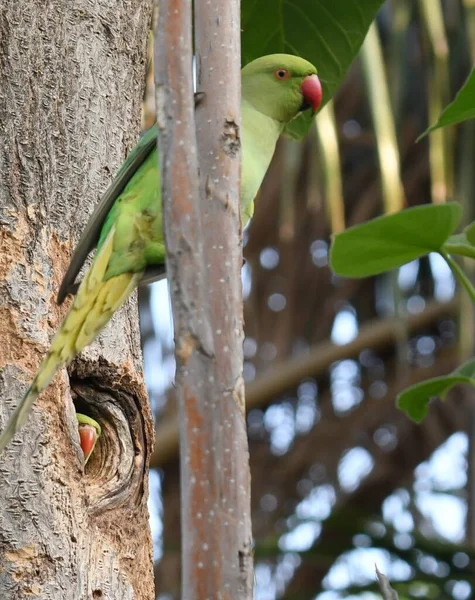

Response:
(0, 54), (322, 455)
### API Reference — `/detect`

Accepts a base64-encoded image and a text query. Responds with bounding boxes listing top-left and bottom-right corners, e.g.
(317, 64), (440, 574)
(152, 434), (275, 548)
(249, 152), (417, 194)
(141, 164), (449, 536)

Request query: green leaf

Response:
(285, 111), (314, 141)
(241, 0), (386, 139)
(397, 359), (475, 422)
(330, 203), (462, 278)
(443, 232), (475, 260)
(420, 67), (475, 137)
(454, 358), (475, 378)
(465, 220), (475, 245)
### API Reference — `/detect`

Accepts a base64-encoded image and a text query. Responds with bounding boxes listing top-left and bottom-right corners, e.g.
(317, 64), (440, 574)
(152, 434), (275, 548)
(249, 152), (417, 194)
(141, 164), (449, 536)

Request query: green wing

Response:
(57, 126), (158, 304)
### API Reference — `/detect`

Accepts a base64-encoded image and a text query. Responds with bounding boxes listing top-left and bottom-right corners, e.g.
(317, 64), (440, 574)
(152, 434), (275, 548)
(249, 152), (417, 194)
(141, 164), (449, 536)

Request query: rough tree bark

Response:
(0, 1), (155, 598)
(155, 0), (253, 597)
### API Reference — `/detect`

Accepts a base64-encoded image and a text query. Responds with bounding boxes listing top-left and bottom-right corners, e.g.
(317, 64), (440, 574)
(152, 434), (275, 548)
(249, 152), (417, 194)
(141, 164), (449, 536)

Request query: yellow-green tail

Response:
(0, 227), (141, 454)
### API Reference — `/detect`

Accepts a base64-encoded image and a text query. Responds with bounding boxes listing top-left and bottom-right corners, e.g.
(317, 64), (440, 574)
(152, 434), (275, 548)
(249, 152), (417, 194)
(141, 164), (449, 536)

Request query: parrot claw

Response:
(76, 413), (101, 464)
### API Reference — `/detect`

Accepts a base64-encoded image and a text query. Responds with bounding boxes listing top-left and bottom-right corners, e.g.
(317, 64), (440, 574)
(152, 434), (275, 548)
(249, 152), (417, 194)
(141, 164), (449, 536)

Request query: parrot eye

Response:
(274, 68), (290, 81)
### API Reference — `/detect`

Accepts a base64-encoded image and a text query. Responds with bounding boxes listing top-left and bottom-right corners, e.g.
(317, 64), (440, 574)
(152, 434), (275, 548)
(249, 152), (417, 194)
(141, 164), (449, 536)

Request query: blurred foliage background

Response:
(140, 0), (475, 597)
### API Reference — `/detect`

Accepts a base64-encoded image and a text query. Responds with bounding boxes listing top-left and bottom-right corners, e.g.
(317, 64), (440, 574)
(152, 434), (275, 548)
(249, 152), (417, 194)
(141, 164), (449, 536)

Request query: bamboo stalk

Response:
(315, 100), (345, 233)
(360, 22), (405, 214)
(388, 0), (412, 124)
(279, 137), (301, 241)
(419, 0), (453, 203)
(463, 0), (475, 61)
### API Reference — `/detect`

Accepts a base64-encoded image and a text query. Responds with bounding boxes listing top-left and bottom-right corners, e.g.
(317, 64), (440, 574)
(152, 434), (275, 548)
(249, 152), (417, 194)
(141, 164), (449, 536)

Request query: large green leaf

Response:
(421, 67), (475, 137)
(241, 0), (385, 138)
(397, 359), (475, 422)
(330, 203), (462, 278)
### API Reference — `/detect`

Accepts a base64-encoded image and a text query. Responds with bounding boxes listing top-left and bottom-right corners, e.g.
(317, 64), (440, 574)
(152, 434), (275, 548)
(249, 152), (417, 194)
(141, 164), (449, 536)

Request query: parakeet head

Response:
(241, 54), (322, 123)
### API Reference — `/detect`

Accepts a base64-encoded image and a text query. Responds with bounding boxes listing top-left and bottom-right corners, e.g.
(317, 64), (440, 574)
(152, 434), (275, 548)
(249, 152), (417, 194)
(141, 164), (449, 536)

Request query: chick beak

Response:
(300, 74), (323, 114)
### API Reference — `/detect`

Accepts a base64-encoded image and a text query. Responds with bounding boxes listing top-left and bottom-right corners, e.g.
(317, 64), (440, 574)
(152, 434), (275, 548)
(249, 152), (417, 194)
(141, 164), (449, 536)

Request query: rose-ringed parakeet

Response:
(0, 54), (322, 455)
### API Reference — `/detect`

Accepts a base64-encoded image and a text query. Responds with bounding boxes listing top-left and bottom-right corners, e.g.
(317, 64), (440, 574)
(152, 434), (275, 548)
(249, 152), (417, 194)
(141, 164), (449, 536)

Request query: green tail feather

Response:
(0, 382), (39, 453)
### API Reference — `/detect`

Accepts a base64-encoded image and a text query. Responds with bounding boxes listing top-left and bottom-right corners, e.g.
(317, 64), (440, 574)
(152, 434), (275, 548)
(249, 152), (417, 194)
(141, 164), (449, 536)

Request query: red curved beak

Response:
(79, 423), (98, 463)
(301, 74), (323, 114)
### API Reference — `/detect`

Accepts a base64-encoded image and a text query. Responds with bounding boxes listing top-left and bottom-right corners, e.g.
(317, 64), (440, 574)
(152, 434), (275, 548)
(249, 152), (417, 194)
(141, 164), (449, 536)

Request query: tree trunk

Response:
(0, 1), (155, 598)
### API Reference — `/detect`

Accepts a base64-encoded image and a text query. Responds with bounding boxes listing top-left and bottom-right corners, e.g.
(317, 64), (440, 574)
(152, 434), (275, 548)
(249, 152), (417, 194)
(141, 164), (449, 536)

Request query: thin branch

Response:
(441, 251), (475, 303)
(376, 566), (399, 600)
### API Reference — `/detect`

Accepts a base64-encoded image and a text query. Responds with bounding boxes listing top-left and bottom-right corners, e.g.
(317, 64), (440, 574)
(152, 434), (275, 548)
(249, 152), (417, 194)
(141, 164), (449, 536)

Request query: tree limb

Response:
(155, 0), (252, 595)
(152, 297), (458, 467)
